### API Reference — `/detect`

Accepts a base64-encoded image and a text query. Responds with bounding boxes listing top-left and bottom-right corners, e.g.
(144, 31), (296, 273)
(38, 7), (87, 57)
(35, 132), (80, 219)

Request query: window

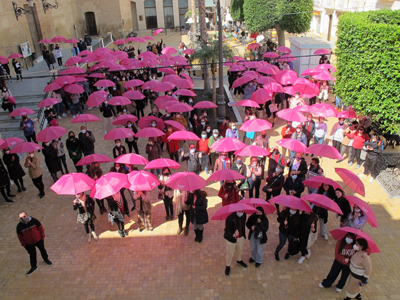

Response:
(164, 0), (174, 28)
(144, 0), (158, 29)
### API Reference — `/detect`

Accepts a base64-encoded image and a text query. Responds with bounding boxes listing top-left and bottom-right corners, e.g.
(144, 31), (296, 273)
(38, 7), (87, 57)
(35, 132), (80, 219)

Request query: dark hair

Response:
(161, 167), (171, 174)
(351, 121), (359, 126)
(317, 184), (336, 200)
(335, 188), (345, 197)
(351, 204), (365, 217)
(338, 233), (356, 254)
(311, 157), (320, 165)
(356, 238), (369, 251)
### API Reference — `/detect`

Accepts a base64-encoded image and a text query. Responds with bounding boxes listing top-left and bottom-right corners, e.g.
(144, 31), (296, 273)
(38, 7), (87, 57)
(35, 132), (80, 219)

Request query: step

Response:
(0, 130), (26, 139)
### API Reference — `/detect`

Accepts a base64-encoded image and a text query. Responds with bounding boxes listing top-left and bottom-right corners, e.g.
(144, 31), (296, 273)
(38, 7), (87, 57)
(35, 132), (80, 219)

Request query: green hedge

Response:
(336, 9), (400, 133)
(230, 0), (244, 21)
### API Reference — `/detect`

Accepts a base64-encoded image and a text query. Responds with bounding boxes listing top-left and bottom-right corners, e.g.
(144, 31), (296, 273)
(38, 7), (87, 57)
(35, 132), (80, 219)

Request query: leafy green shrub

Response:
(230, 0), (244, 21)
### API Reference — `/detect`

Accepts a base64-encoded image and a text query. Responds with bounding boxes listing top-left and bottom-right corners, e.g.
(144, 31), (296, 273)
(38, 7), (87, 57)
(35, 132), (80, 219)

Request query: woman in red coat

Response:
(346, 125), (369, 169)
(162, 126), (179, 162)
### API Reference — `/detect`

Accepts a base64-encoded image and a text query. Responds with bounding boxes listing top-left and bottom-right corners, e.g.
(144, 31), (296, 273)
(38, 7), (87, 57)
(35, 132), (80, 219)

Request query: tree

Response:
(230, 0), (244, 21)
(243, 0), (313, 46)
(335, 9), (400, 133)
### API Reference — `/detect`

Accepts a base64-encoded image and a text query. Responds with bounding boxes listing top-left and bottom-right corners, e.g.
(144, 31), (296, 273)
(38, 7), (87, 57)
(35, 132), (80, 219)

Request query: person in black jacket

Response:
(361, 133), (383, 182)
(125, 121), (139, 154)
(158, 167), (174, 220)
(112, 139), (126, 158)
(79, 126), (95, 171)
(246, 207), (269, 268)
(264, 165), (285, 209)
(314, 183), (335, 240)
(231, 156), (246, 197)
(41, 141), (61, 183)
(185, 190), (208, 243)
(106, 191), (130, 238)
(335, 188), (352, 227)
(274, 207), (300, 261)
(73, 192), (98, 243)
(286, 152), (308, 179)
(180, 144), (202, 174)
(283, 170), (305, 198)
(298, 211), (318, 264)
(0, 158), (15, 203)
(100, 100), (116, 134)
(2, 148), (26, 192)
(224, 211), (248, 276)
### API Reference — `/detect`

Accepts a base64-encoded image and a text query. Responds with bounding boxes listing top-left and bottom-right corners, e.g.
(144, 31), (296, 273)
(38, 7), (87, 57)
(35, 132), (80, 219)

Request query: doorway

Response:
(24, 3), (42, 56)
(85, 12), (98, 35)
(144, 0), (158, 29)
(131, 2), (139, 30)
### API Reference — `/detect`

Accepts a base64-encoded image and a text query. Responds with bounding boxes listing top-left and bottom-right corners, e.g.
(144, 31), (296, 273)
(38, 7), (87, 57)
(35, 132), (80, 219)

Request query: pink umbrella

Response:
(256, 76), (277, 85)
(123, 90), (145, 100)
(263, 82), (285, 93)
(207, 169), (245, 182)
(309, 103), (338, 118)
(276, 139), (307, 153)
(78, 50), (93, 56)
(63, 67), (86, 75)
(293, 83), (318, 97)
(125, 79), (145, 88)
(64, 38), (79, 43)
(164, 120), (186, 131)
(38, 39), (52, 44)
(192, 101), (217, 109)
(306, 144), (343, 160)
(108, 96), (131, 106)
(50, 173), (94, 195)
(229, 65), (246, 72)
(115, 153), (148, 165)
(162, 74), (181, 84)
(247, 43), (260, 50)
(277, 109), (307, 122)
(345, 196), (377, 228)
(94, 79), (115, 88)
(9, 108), (35, 117)
(10, 142), (43, 153)
(210, 137), (246, 152)
(262, 52), (280, 58)
(135, 127), (165, 138)
(211, 203), (258, 220)
(0, 56), (8, 64)
(277, 46), (291, 54)
(144, 158), (181, 170)
(51, 36), (66, 43)
(284, 86), (296, 96)
(278, 54), (296, 62)
(75, 77), (88, 83)
(337, 110), (357, 119)
(90, 173), (129, 199)
(141, 80), (160, 90)
(127, 170), (159, 191)
(301, 194), (343, 215)
(112, 114), (138, 126)
(334, 168), (365, 197)
(140, 58), (159, 68)
(330, 228), (380, 253)
(70, 114), (101, 124)
(159, 54), (173, 60)
(8, 53), (23, 59)
(154, 95), (176, 106)
(167, 102), (193, 113)
(167, 131), (199, 141)
(172, 56), (187, 63)
(154, 81), (175, 93)
(158, 100), (177, 111)
(138, 116), (164, 130)
(38, 98), (61, 108)
(240, 119), (272, 132)
(246, 61), (262, 69)
(242, 71), (260, 79)
(303, 176), (341, 190)
(301, 68), (321, 76)
(86, 91), (108, 107)
(175, 79), (195, 89)
(183, 49), (195, 55)
(114, 39), (126, 45)
(234, 145), (270, 157)
(143, 36), (154, 41)
(232, 75), (253, 89)
(250, 89), (273, 104)
(0, 137), (24, 149)
(313, 70), (333, 81)
(153, 28), (164, 36)
(54, 76), (76, 85)
(173, 89), (196, 97)
(159, 60), (176, 67)
(37, 126), (67, 142)
(113, 50), (129, 59)
(132, 37), (147, 43)
(316, 63), (336, 71)
(64, 84), (84, 94)
(76, 154), (113, 166)
(161, 47), (177, 55)
(104, 128), (135, 140)
(269, 195), (312, 212)
(159, 68), (176, 75)
(87, 73), (105, 79)
(240, 198), (277, 214)
(65, 56), (82, 66)
(165, 172), (206, 191)
(314, 49), (331, 55)
(232, 99), (259, 108)
(293, 105), (310, 113)
(108, 65), (127, 72)
(275, 69), (298, 85)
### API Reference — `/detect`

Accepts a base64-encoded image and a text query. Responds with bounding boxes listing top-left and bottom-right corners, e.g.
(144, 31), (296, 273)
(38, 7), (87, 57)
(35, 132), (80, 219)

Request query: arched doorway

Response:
(144, 0), (158, 29)
(85, 12), (97, 35)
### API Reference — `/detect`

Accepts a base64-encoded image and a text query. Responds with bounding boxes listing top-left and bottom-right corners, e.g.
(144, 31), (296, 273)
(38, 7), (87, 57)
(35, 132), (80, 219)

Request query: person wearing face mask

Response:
(334, 188), (352, 227)
(281, 121), (296, 158)
(16, 211), (52, 276)
(181, 144), (202, 174)
(19, 114), (38, 143)
(112, 139), (126, 159)
(199, 110), (209, 124)
(255, 129), (269, 167)
(218, 180), (240, 206)
(194, 116), (206, 137)
(196, 131), (210, 174)
(44, 105), (58, 126)
(314, 116), (328, 146)
(24, 152), (45, 198)
(286, 152), (308, 180)
(244, 81), (257, 99)
(219, 116), (231, 137)
(205, 125), (212, 138)
(346, 126), (369, 168)
(330, 118), (349, 153)
(338, 121), (359, 163)
(348, 204), (367, 230)
(343, 238), (372, 300)
(173, 112), (188, 129)
(306, 157), (324, 194)
(359, 133), (383, 183)
(302, 114), (316, 147)
(263, 165), (284, 206)
(297, 210), (319, 264)
(100, 99), (116, 134)
(148, 105), (162, 118)
(2, 148), (26, 193)
(54, 138), (69, 175)
(146, 138), (162, 176)
(314, 183), (336, 240)
(266, 146), (285, 176)
(225, 121), (239, 139)
(319, 233), (357, 292)
(319, 80), (329, 103)
(246, 206), (269, 268)
(106, 191), (130, 238)
(174, 189), (190, 236)
(41, 141), (61, 183)
(283, 170), (305, 199)
(289, 92), (305, 109)
(78, 126), (96, 171)
(246, 157), (262, 198)
(162, 125), (179, 162)
(224, 210), (248, 276)
(231, 156), (247, 197)
(274, 207), (301, 261)
(125, 121), (139, 154)
(208, 129), (222, 172)
(73, 192), (99, 242)
(134, 190), (153, 232)
(158, 167), (174, 220)
(1, 86), (15, 114)
(66, 131), (83, 173)
(185, 189), (209, 243)
(309, 79), (320, 106)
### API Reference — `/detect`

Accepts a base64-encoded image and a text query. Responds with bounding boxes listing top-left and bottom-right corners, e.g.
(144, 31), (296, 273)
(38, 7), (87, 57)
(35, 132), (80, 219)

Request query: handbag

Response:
(239, 178), (250, 191)
(77, 212), (89, 224)
(158, 191), (164, 199)
(288, 239), (300, 256)
(269, 103), (278, 113)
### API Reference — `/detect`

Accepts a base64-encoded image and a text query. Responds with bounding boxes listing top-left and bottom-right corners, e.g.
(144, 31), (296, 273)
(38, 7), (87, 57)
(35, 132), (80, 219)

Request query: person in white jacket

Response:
(54, 44), (63, 68)
(329, 118), (348, 152)
(314, 116), (328, 145)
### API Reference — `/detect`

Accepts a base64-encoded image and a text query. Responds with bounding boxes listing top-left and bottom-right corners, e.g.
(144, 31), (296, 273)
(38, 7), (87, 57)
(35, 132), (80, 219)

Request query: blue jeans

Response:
(275, 231), (294, 254)
(55, 102), (64, 116)
(314, 136), (324, 145)
(150, 169), (160, 176)
(72, 102), (82, 115)
(199, 154), (209, 173)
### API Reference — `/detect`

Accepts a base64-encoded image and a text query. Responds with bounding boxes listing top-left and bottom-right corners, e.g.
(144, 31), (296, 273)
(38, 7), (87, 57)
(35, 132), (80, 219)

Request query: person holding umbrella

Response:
(263, 165), (285, 205)
(246, 157), (262, 198)
(335, 188), (352, 227)
(274, 207), (301, 261)
(302, 114), (315, 147)
(73, 192), (98, 243)
(158, 167), (174, 220)
(246, 206), (269, 268)
(134, 191), (153, 232)
(348, 204), (367, 230)
(125, 121), (139, 154)
(100, 99), (116, 135)
(24, 151), (45, 198)
(231, 156), (247, 197)
(314, 183), (335, 240)
(1, 86), (14, 114)
(218, 180), (240, 206)
(66, 131), (83, 173)
(2, 147), (26, 193)
(42, 141), (61, 183)
(280, 121), (296, 158)
(359, 133), (383, 183)
(12, 58), (22, 81)
(0, 157), (15, 203)
(79, 126), (95, 171)
(297, 210), (318, 264)
(283, 170), (305, 199)
(185, 189), (209, 243)
(163, 125), (179, 162)
(266, 146), (285, 176)
(146, 138), (162, 176)
(20, 114), (37, 144)
(286, 152), (308, 180)
(346, 125), (369, 169)
(290, 125), (307, 158)
(208, 129), (222, 171)
(106, 191), (130, 238)
(314, 116), (328, 146)
(180, 143), (202, 175)
(112, 139), (126, 158)
(196, 131), (210, 174)
(330, 118), (348, 153)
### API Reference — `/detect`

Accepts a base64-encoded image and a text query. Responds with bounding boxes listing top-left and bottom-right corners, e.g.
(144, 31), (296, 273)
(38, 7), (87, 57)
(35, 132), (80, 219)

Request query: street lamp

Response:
(12, 1), (32, 20)
(42, 0), (59, 14)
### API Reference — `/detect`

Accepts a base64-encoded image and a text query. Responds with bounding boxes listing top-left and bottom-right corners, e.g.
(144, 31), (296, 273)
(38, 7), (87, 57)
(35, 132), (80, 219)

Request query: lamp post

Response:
(42, 0), (59, 13)
(214, 0), (225, 125)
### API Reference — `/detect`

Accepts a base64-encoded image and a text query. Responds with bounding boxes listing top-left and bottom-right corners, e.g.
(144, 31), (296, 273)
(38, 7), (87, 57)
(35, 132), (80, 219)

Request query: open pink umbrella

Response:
(337, 110), (357, 119)
(158, 59), (175, 67)
(38, 98), (61, 108)
(154, 81), (175, 93)
(243, 71), (260, 80)
(240, 198), (277, 214)
(335, 168), (365, 197)
(278, 54), (296, 62)
(246, 61), (262, 69)
(167, 102), (193, 113)
(75, 77), (88, 83)
(276, 139), (307, 152)
(175, 79), (195, 89)
(153, 28), (164, 36)
(316, 63), (336, 71)
(293, 105), (310, 113)
(123, 90), (145, 100)
(250, 89), (273, 104)
(154, 95), (176, 106)
(164, 120), (186, 131)
(161, 47), (177, 55)
(64, 84), (84, 94)
(37, 126), (67, 142)
(229, 65), (246, 72)
(277, 109), (307, 122)
(38, 39), (52, 44)
(314, 49), (331, 55)
(0, 56), (8, 64)
(76, 154), (113, 166)
(193, 101), (218, 109)
(165, 172), (206, 191)
(162, 74), (181, 84)
(330, 228), (379, 253)
(87, 73), (105, 79)
(112, 114), (138, 126)
(94, 79), (115, 88)
(211, 203), (258, 220)
(125, 79), (145, 88)
(345, 196), (377, 228)
(108, 65), (127, 72)
(90, 173), (129, 199)
(306, 144), (343, 160)
(293, 83), (318, 97)
(138, 116), (164, 130)
(51, 36), (66, 43)
(275, 69), (298, 85)
(172, 56), (187, 63)
(207, 169), (245, 182)
(309, 103), (338, 118)
(141, 80), (160, 90)
(104, 128), (135, 140)
(159, 68), (176, 75)
(301, 194), (343, 215)
(78, 50), (93, 56)
(63, 67), (86, 75)
(54, 75), (76, 85)
(303, 176), (341, 190)
(262, 52), (279, 58)
(173, 89), (196, 97)
(65, 56), (82, 66)
(159, 54), (173, 60)
(263, 82), (285, 93)
(143, 36), (154, 41)
(183, 48), (195, 55)
(313, 70), (334, 81)
(135, 127), (165, 138)
(8, 53), (23, 59)
(108, 96), (131, 106)
(9, 108), (35, 117)
(167, 131), (199, 141)
(232, 75), (253, 89)
(210, 137), (246, 152)
(158, 100), (178, 111)
(127, 170), (159, 191)
(231, 99), (259, 108)
(114, 39), (126, 45)
(269, 195), (312, 212)
(284, 86), (295, 96)
(257, 65), (279, 75)
(277, 46), (291, 54)
(70, 114), (101, 124)
(64, 38), (79, 44)
(301, 68), (321, 76)
(144, 158), (181, 170)
(234, 145), (270, 157)
(86, 91), (108, 107)
(10, 142), (43, 153)
(0, 137), (24, 149)
(50, 173), (94, 195)
(240, 119), (272, 132)
(115, 153), (148, 165)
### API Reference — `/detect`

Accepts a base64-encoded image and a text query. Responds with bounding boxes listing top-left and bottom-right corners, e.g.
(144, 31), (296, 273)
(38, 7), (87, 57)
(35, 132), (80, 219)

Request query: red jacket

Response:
(281, 126), (296, 139)
(196, 138), (210, 154)
(218, 184), (240, 206)
(16, 217), (45, 247)
(346, 132), (369, 149)
(163, 131), (179, 154)
(334, 240), (355, 266)
(219, 123), (229, 137)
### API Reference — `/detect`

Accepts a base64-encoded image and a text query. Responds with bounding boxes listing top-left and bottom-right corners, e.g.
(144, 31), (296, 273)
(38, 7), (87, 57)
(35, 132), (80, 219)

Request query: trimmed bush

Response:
(230, 0), (244, 21)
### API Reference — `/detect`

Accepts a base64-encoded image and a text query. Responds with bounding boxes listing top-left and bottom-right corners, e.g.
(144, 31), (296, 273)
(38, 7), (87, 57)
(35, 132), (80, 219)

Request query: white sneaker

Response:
(88, 107), (93, 110)
(62, 113), (67, 117)
(306, 249), (311, 259)
(336, 287), (342, 292)
(358, 174), (365, 178)
(91, 231), (99, 241)
(58, 116), (62, 119)
(298, 256), (306, 264)
(105, 131), (107, 134)
(318, 283), (324, 288)
(72, 115), (76, 118)
(369, 177), (374, 183)
(324, 234), (328, 240)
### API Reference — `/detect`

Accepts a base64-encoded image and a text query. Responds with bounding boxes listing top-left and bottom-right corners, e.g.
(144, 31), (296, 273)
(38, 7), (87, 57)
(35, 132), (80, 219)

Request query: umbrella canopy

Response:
(124, 79), (145, 88)
(210, 137), (246, 152)
(164, 120), (186, 131)
(167, 102), (193, 113)
(301, 194), (343, 215)
(37, 98), (61, 108)
(153, 28), (164, 36)
(232, 99), (259, 108)
(138, 116), (164, 130)
(62, 67), (86, 75)
(316, 63), (336, 71)
(135, 127), (165, 138)
(263, 82), (285, 93)
(314, 49), (331, 55)
(162, 74), (181, 84)
(64, 84), (84, 94)
(277, 109), (307, 122)
(115, 153), (149, 165)
(306, 144), (343, 160)
(193, 101), (218, 109)
(240, 119), (272, 132)
(123, 90), (145, 100)
(262, 52), (280, 58)
(337, 110), (357, 119)
(293, 83), (318, 97)
(138, 51), (158, 59)
(301, 68), (321, 76)
(330, 228), (380, 253)
(112, 114), (138, 126)
(161, 47), (177, 55)
(9, 108), (35, 117)
(159, 68), (175, 75)
(278, 54), (296, 62)
(158, 100), (179, 111)
(173, 89), (196, 97)
(293, 105), (310, 113)
(207, 169), (245, 182)
(154, 95), (177, 107)
(144, 158), (181, 170)
(345, 195), (377, 228)
(76, 154), (113, 166)
(50, 173), (94, 195)
(86, 91), (108, 107)
(175, 79), (195, 89)
(240, 198), (277, 214)
(335, 168), (365, 197)
(36, 126), (67, 142)
(79, 50), (94, 56)
(64, 38), (79, 43)
(0, 137), (24, 149)
(309, 103), (338, 118)
(10, 142), (43, 153)
(247, 43), (260, 50)
(269, 195), (312, 212)
(250, 89), (273, 104)
(108, 65), (127, 72)
(113, 39), (126, 45)
(108, 96), (131, 106)
(43, 82), (63, 92)
(211, 203), (258, 220)
(257, 64), (280, 75)
(87, 73), (105, 78)
(104, 128), (135, 140)
(167, 131), (199, 141)
(229, 65), (246, 72)
(65, 56), (82, 66)
(313, 70), (334, 81)
(141, 80), (160, 90)
(153, 81), (175, 93)
(232, 75), (253, 89)
(0, 56), (8, 64)
(183, 48), (195, 55)
(165, 172), (206, 191)
(276, 139), (307, 153)
(8, 53), (23, 59)
(54, 75), (76, 85)
(90, 173), (129, 199)
(275, 69), (298, 85)
(51, 36), (66, 43)
(94, 79), (115, 88)
(127, 170), (159, 191)
(70, 114), (101, 124)
(234, 145), (270, 157)
(277, 46), (291, 54)
(303, 176), (341, 190)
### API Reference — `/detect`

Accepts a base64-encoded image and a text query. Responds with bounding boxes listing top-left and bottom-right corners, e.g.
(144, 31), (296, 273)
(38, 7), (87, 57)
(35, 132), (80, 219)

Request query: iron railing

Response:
(37, 73), (56, 131)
